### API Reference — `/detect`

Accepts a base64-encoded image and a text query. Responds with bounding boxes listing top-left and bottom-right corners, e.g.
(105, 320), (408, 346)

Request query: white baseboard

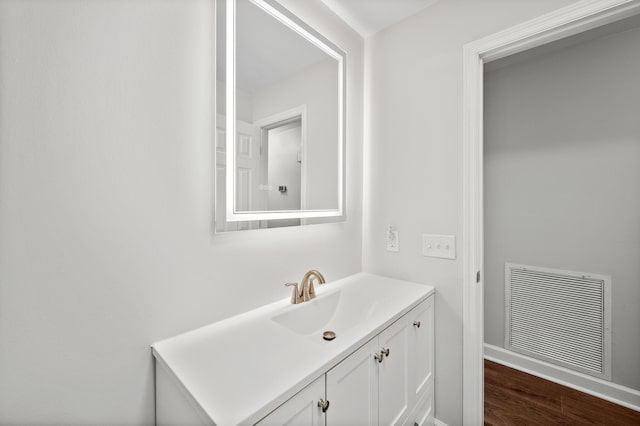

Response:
(484, 343), (640, 412)
(433, 419), (448, 426)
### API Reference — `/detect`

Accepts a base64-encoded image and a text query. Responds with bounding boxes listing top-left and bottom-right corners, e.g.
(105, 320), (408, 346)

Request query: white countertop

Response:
(152, 272), (434, 425)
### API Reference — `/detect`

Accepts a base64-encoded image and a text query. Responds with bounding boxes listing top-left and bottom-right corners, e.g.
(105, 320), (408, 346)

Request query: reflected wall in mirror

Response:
(215, 0), (346, 232)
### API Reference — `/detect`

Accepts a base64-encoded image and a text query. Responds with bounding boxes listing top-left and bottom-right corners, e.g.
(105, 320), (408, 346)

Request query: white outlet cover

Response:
(422, 234), (455, 259)
(387, 228), (399, 252)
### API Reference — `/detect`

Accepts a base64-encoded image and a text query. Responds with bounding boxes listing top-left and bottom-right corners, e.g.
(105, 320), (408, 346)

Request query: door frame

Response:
(461, 0), (640, 423)
(254, 104), (308, 212)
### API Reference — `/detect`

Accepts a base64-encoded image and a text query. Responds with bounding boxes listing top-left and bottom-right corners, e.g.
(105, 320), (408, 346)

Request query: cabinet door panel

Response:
(402, 385), (434, 426)
(409, 296), (434, 401)
(326, 339), (378, 425)
(257, 376), (325, 426)
(378, 316), (411, 425)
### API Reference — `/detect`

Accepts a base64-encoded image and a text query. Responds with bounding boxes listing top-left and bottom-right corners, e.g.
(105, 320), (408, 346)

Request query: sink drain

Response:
(322, 331), (336, 341)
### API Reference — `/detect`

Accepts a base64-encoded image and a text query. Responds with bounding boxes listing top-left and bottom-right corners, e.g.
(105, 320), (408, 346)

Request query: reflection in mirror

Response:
(215, 0), (345, 232)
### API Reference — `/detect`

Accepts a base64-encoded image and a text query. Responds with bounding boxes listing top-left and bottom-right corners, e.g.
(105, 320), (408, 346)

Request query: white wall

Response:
(0, 0), (363, 424)
(484, 25), (640, 391)
(362, 0), (577, 424)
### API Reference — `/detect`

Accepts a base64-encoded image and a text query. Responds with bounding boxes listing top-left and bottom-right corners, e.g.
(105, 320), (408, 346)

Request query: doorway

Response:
(462, 1), (640, 423)
(482, 12), (640, 424)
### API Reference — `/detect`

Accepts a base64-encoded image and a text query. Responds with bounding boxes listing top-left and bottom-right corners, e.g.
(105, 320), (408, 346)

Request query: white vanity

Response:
(152, 273), (435, 425)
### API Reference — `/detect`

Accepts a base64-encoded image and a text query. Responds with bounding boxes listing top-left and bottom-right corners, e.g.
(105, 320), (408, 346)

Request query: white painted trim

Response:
(462, 0), (640, 424)
(467, 0), (640, 63)
(254, 105), (308, 129)
(484, 344), (640, 412)
(433, 418), (449, 426)
(462, 14), (485, 426)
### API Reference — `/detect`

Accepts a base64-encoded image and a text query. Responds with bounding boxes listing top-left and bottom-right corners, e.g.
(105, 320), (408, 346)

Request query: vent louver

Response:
(505, 263), (611, 380)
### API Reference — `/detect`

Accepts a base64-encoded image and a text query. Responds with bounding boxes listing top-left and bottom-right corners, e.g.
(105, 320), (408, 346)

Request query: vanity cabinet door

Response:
(326, 338), (379, 425)
(256, 376), (326, 426)
(408, 296), (434, 403)
(403, 387), (434, 426)
(378, 315), (411, 425)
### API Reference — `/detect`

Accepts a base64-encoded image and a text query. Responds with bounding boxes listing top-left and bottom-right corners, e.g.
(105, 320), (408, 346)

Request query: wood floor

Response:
(484, 360), (640, 425)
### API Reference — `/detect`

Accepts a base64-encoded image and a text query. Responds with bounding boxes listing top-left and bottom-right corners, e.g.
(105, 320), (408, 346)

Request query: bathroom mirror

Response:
(215, 0), (345, 231)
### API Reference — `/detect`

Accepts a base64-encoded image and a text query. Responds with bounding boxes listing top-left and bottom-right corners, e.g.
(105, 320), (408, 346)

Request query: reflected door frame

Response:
(254, 104), (308, 223)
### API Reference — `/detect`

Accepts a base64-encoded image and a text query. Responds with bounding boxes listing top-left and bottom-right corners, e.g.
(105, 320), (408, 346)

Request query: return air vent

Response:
(505, 263), (611, 380)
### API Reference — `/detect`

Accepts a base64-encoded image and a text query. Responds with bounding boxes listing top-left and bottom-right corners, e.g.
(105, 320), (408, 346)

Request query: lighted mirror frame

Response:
(225, 0), (346, 222)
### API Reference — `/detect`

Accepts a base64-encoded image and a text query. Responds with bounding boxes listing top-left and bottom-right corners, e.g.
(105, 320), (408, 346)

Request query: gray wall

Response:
(484, 25), (640, 390)
(0, 0), (363, 424)
(362, 0), (577, 424)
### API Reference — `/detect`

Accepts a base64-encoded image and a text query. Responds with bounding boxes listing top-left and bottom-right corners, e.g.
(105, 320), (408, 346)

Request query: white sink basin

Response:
(271, 287), (379, 336)
(271, 291), (341, 334)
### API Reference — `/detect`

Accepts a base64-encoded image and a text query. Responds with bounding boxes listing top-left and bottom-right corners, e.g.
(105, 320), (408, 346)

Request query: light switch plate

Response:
(422, 234), (456, 259)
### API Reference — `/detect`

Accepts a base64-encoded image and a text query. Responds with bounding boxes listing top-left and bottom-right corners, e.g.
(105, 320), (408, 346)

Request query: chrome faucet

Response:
(285, 270), (326, 304)
(301, 269), (326, 301)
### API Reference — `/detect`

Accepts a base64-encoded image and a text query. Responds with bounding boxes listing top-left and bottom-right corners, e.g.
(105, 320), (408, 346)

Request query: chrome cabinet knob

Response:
(374, 351), (384, 363)
(413, 320), (421, 328)
(318, 398), (330, 413)
(381, 347), (390, 357)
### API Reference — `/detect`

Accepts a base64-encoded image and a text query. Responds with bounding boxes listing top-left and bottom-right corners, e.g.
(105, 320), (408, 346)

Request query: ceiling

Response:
(320, 0), (442, 38)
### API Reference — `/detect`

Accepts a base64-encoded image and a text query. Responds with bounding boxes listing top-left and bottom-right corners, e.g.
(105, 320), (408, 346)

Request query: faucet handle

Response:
(285, 282), (300, 304)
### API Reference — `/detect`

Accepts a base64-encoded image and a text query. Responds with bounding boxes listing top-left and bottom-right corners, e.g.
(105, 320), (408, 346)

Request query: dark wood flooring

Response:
(484, 359), (640, 425)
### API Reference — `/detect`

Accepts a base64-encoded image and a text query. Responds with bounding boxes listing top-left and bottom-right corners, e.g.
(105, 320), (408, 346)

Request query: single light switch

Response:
(422, 234), (456, 259)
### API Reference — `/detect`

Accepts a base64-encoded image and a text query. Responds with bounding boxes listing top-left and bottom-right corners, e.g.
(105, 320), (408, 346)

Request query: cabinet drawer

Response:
(403, 384), (433, 426)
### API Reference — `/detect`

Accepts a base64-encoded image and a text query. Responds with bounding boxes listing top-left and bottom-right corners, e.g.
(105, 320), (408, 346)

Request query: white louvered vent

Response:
(505, 263), (611, 380)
